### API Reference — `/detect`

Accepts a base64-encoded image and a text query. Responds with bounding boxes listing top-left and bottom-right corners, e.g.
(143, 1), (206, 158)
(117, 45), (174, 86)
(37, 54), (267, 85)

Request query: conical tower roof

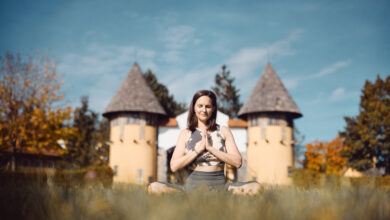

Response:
(238, 63), (302, 119)
(103, 63), (166, 117)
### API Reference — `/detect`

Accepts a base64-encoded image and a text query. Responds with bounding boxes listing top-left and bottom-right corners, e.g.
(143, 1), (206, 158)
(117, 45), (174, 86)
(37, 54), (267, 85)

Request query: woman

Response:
(148, 90), (260, 194)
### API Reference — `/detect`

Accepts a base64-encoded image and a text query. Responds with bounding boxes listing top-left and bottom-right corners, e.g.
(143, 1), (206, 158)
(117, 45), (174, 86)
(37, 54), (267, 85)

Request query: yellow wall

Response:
(247, 122), (293, 185)
(109, 117), (157, 184)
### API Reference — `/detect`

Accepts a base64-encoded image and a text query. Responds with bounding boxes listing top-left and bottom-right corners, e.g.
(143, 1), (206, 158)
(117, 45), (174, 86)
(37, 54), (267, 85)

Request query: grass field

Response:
(1, 179), (389, 220)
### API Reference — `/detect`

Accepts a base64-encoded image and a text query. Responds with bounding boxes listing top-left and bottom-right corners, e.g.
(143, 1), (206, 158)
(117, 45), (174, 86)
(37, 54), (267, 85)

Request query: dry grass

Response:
(1, 180), (389, 220)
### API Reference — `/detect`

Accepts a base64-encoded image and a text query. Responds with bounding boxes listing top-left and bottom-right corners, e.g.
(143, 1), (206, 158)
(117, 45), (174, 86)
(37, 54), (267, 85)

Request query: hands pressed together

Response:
(194, 129), (212, 155)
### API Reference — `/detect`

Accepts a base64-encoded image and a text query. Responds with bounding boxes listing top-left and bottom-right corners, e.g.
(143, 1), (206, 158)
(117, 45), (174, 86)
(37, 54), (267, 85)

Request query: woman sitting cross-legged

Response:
(148, 90), (261, 194)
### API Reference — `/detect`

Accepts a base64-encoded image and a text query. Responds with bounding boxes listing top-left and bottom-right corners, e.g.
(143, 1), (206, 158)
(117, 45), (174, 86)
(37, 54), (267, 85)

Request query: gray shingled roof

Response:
(238, 63), (302, 119)
(103, 63), (166, 117)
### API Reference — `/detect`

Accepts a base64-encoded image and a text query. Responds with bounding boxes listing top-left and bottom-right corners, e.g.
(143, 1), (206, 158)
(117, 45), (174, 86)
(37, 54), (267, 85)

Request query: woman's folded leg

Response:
(226, 181), (262, 195)
(148, 181), (184, 194)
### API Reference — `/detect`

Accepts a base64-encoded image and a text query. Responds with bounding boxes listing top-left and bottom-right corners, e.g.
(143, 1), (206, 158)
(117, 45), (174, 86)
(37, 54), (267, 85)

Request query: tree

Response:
(143, 69), (186, 117)
(0, 51), (72, 171)
(303, 136), (347, 175)
(62, 96), (109, 169)
(325, 137), (348, 174)
(304, 140), (326, 173)
(340, 75), (390, 173)
(211, 65), (242, 118)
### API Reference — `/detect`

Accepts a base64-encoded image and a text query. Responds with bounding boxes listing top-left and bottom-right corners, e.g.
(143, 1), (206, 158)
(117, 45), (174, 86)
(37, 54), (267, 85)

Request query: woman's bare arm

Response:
(170, 129), (204, 172)
(206, 126), (242, 168)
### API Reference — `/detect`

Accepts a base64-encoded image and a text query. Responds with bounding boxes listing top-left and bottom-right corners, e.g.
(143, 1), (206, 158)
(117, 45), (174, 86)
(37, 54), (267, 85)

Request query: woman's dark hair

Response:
(187, 90), (218, 132)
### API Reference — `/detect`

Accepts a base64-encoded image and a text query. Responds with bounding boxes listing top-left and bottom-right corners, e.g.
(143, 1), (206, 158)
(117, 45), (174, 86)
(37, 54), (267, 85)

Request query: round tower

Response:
(238, 63), (302, 185)
(103, 63), (166, 184)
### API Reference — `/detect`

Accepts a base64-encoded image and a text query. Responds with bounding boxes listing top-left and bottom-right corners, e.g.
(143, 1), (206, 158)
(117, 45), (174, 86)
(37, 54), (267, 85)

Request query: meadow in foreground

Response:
(1, 180), (389, 220)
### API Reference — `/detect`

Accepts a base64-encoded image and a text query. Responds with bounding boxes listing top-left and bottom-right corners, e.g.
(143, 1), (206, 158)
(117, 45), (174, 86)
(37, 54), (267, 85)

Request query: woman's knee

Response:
(228, 182), (262, 194)
(244, 182), (262, 194)
(148, 182), (163, 193)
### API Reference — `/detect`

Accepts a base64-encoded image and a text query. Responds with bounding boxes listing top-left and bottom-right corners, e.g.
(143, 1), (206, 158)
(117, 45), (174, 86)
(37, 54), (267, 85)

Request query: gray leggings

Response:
(159, 170), (257, 192)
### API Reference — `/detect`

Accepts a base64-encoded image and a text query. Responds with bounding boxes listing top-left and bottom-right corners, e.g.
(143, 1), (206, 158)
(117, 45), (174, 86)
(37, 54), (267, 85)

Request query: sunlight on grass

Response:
(1, 178), (389, 220)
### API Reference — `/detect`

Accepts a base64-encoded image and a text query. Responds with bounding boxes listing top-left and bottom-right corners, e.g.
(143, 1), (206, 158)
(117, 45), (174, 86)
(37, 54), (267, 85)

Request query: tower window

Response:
(137, 169), (143, 183)
(288, 166), (292, 177)
(113, 165), (118, 176)
(268, 117), (279, 125)
(47, 161), (54, 168)
(261, 121), (267, 140)
(281, 125), (286, 140)
(249, 115), (259, 127)
(111, 118), (119, 126)
(126, 113), (139, 124)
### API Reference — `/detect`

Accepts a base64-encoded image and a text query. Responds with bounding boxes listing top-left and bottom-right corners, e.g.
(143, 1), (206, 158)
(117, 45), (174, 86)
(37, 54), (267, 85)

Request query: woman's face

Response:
(194, 95), (213, 122)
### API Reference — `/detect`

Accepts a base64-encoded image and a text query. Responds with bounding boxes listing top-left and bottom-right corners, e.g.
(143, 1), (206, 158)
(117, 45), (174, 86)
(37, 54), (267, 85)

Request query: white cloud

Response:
(283, 78), (300, 89)
(227, 29), (303, 79)
(162, 50), (181, 63)
(58, 43), (157, 112)
(161, 25), (199, 63)
(330, 87), (346, 101)
(167, 64), (221, 102)
(310, 59), (352, 79)
(283, 59), (353, 90)
(329, 87), (360, 102)
(163, 25), (196, 50)
(60, 43), (156, 77)
(163, 29), (304, 102)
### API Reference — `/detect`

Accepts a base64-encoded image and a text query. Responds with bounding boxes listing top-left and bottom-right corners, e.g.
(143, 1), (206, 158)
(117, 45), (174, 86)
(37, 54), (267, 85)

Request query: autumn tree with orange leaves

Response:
(0, 51), (72, 171)
(304, 136), (347, 175)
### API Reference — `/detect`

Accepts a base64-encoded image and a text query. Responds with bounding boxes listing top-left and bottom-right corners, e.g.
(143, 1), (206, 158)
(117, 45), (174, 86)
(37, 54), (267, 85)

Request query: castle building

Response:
(103, 63), (166, 184)
(103, 62), (302, 185)
(238, 63), (302, 185)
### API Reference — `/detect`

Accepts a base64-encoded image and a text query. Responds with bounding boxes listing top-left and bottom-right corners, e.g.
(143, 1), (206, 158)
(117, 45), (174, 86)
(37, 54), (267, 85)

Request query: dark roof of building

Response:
(238, 63), (302, 119)
(103, 63), (166, 117)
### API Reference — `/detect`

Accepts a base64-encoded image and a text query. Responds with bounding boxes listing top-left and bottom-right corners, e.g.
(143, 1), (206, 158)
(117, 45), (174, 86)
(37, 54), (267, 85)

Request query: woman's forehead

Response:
(195, 95), (212, 105)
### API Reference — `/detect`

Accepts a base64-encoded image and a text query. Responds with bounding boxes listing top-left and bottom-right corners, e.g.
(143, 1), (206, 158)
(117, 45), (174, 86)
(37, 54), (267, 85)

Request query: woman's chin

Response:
(198, 117), (209, 122)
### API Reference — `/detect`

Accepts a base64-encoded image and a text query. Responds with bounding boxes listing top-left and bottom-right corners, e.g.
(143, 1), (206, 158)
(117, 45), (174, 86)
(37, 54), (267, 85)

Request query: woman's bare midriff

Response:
(190, 165), (224, 172)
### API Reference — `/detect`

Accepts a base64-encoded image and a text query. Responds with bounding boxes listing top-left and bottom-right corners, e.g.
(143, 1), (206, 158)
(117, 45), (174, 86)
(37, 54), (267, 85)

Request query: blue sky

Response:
(1, 0), (389, 144)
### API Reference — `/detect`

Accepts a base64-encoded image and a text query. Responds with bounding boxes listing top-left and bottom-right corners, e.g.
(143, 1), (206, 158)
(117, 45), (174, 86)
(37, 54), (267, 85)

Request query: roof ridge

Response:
(103, 63), (166, 117)
(238, 63), (302, 118)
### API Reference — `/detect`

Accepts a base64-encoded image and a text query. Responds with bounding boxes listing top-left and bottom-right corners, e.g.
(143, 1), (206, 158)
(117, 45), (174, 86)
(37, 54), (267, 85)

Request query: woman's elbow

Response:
(170, 161), (178, 173)
(235, 157), (242, 168)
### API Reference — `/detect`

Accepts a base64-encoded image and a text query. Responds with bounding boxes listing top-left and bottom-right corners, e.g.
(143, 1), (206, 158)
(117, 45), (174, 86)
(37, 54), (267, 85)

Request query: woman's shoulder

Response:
(179, 128), (192, 137)
(177, 129), (191, 144)
(217, 124), (230, 131)
(219, 125), (232, 138)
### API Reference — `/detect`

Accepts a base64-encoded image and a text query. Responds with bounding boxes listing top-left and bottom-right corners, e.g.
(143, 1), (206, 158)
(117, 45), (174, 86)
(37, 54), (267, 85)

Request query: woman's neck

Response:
(197, 120), (208, 130)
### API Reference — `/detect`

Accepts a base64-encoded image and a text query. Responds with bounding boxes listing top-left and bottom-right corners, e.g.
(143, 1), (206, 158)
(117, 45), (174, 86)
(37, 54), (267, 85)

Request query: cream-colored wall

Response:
(247, 124), (293, 185)
(109, 119), (157, 184)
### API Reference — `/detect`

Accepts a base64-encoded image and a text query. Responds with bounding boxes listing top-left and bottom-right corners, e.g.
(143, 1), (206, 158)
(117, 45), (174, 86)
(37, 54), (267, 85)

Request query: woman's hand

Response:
(204, 131), (213, 152)
(204, 126), (242, 168)
(194, 129), (207, 154)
